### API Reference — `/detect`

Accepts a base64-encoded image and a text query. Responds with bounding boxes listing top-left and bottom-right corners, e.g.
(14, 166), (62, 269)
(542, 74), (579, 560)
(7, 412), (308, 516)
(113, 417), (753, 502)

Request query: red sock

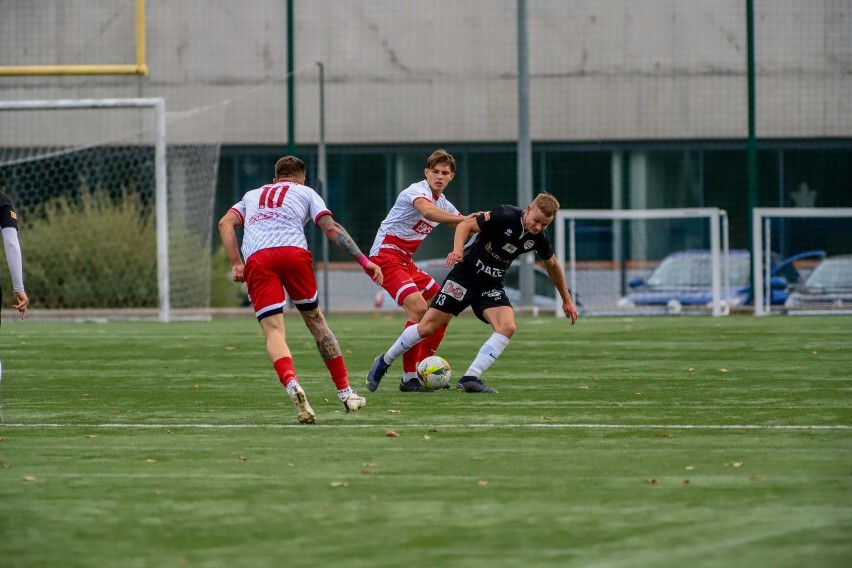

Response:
(401, 320), (420, 374)
(325, 355), (349, 390)
(273, 357), (297, 388)
(418, 322), (448, 359)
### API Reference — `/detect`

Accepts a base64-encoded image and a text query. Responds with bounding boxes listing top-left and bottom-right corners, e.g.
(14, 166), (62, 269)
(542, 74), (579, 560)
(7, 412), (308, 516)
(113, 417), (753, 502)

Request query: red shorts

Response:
(244, 246), (318, 319)
(370, 248), (439, 306)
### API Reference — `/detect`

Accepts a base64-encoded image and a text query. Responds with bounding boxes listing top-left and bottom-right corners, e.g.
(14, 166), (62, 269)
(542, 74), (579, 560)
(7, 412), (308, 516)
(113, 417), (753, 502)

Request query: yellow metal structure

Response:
(0, 0), (148, 76)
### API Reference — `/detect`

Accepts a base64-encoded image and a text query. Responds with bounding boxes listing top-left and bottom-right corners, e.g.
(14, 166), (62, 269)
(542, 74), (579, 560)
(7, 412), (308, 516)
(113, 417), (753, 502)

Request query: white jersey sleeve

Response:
(230, 182), (331, 260)
(369, 180), (460, 257)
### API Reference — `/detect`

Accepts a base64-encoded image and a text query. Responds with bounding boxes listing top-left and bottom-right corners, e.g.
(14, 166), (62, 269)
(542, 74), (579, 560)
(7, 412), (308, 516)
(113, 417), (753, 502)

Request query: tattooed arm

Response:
(316, 214), (383, 285)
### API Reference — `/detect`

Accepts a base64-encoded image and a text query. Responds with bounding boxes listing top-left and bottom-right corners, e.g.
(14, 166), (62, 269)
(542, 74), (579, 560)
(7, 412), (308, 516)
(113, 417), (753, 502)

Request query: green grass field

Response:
(1, 314), (850, 568)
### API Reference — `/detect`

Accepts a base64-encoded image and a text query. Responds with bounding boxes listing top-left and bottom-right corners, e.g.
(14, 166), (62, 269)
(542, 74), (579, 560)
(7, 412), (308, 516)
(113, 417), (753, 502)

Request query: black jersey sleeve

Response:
(0, 191), (19, 230)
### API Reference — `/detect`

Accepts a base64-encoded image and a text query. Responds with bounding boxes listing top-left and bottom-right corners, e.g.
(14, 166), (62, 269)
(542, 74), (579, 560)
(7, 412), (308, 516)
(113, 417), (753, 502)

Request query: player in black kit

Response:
(367, 193), (578, 393)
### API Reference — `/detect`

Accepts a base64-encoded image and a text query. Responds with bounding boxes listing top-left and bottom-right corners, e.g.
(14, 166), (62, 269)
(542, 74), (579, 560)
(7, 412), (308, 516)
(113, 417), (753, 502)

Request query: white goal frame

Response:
(751, 207), (852, 316)
(554, 208), (730, 317)
(0, 98), (172, 322)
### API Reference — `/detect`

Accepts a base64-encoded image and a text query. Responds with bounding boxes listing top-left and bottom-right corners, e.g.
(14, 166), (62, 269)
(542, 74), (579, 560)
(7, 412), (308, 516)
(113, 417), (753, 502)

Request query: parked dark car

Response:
(784, 255), (852, 310)
(617, 249), (825, 312)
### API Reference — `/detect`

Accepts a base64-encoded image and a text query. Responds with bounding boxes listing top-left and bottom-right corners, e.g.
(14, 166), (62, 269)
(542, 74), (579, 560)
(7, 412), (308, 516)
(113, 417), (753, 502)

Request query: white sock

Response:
(337, 387), (353, 400)
(464, 333), (510, 378)
(385, 325), (424, 363)
(285, 381), (301, 394)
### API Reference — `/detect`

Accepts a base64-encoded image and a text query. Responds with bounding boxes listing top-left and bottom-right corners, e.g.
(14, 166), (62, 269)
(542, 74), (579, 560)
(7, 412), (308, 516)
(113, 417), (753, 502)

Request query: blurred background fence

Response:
(0, 0), (849, 314)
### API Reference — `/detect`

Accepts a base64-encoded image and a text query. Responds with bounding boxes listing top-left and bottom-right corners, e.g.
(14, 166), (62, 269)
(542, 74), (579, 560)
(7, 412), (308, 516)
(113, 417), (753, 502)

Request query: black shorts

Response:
(430, 264), (511, 323)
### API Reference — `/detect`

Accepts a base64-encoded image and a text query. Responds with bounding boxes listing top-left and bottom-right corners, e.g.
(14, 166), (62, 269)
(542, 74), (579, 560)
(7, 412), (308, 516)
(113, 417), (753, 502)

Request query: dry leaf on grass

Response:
(385, 430), (400, 437)
(646, 478), (658, 484)
(361, 470), (374, 475)
(579, 386), (590, 390)
(146, 459), (157, 463)
(23, 475), (37, 482)
(0, 461), (9, 469)
(478, 480), (489, 486)
(85, 435), (97, 439)
(225, 346), (237, 351)
(387, 409), (401, 414)
(330, 481), (348, 487)
(239, 455), (247, 461)
(654, 433), (672, 438)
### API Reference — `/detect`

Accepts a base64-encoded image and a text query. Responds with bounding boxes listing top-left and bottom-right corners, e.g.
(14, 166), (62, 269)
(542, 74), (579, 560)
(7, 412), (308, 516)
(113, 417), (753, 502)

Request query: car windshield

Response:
(647, 255), (750, 288)
(804, 258), (852, 291)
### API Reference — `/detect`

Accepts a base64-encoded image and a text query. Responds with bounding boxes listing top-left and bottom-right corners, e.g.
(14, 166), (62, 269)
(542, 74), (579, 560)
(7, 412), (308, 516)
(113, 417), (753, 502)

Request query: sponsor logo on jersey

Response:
(474, 259), (504, 278)
(248, 210), (290, 225)
(482, 289), (504, 300)
(502, 243), (517, 254)
(442, 279), (467, 300)
(411, 219), (434, 235)
(524, 240), (535, 250)
(504, 228), (513, 236)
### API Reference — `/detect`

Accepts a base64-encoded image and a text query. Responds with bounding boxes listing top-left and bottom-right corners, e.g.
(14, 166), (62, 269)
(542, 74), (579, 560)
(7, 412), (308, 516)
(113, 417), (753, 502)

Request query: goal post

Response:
(554, 208), (730, 317)
(0, 97), (223, 322)
(752, 207), (852, 316)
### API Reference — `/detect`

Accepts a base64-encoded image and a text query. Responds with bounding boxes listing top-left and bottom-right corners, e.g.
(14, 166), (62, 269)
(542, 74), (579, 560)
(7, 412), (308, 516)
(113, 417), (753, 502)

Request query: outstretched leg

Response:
(259, 314), (315, 423)
(456, 306), (516, 394)
(298, 307), (366, 412)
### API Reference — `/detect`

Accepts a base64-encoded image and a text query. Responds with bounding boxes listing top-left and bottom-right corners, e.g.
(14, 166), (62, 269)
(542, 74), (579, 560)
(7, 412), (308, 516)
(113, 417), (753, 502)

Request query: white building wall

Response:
(0, 0), (849, 145)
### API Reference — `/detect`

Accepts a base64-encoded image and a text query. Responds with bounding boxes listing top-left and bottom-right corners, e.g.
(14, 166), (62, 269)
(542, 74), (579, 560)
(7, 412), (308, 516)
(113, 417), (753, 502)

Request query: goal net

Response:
(0, 98), (224, 321)
(752, 207), (852, 316)
(554, 208), (730, 316)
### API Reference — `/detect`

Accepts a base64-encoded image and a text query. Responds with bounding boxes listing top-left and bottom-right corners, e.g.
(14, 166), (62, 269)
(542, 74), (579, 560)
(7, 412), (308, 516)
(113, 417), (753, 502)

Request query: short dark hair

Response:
(425, 149), (456, 173)
(274, 156), (307, 180)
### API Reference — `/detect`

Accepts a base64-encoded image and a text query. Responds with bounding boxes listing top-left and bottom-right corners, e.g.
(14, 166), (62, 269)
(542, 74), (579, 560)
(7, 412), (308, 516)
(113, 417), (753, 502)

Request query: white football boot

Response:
(340, 391), (367, 413)
(288, 385), (316, 424)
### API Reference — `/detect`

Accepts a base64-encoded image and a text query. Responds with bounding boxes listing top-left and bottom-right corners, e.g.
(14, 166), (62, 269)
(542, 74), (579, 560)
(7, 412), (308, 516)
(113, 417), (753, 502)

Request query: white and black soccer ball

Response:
(416, 355), (452, 390)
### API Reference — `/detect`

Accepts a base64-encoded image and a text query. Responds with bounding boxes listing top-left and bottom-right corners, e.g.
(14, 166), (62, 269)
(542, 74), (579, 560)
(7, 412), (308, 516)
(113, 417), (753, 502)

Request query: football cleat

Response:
(366, 354), (390, 392)
(341, 391), (367, 413)
(398, 378), (431, 393)
(288, 385), (316, 424)
(456, 376), (498, 394)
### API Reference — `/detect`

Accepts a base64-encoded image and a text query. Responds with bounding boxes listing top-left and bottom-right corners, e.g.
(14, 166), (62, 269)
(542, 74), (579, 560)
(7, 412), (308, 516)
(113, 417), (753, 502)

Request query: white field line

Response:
(0, 422), (850, 430)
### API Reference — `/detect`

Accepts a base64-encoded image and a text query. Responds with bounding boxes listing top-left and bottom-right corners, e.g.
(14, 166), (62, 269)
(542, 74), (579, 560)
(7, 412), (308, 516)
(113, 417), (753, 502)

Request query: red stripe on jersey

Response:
(229, 207), (244, 225)
(382, 233), (422, 254)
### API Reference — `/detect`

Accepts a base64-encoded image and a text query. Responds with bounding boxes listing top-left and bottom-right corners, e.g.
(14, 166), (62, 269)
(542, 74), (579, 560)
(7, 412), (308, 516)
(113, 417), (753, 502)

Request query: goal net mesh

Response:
(0, 100), (225, 316)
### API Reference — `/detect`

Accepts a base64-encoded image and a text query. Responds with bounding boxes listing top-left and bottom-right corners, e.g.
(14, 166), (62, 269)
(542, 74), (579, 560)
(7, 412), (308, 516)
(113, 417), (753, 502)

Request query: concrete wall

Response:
(1, 0), (849, 145)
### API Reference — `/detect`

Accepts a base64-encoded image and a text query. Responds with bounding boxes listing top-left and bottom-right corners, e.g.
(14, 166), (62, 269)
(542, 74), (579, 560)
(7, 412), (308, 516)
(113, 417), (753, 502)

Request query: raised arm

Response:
(316, 214), (383, 285)
(413, 198), (477, 228)
(445, 216), (480, 267)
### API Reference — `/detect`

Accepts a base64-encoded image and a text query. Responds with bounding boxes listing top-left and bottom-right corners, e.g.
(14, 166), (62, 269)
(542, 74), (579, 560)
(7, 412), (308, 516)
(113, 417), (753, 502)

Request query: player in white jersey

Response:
(366, 149), (476, 393)
(219, 156), (383, 424)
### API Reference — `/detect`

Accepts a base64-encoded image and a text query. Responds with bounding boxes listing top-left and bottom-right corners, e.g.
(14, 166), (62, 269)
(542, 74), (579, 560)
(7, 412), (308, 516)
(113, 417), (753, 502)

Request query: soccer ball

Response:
(416, 355), (452, 390)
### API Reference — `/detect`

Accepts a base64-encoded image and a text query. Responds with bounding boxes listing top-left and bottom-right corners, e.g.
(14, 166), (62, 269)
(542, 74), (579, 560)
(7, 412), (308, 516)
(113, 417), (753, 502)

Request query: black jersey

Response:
(460, 204), (554, 281)
(0, 191), (19, 231)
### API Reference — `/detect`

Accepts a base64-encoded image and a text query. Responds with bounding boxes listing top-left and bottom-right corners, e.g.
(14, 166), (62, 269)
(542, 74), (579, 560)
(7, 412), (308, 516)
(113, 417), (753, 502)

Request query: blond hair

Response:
(533, 192), (560, 216)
